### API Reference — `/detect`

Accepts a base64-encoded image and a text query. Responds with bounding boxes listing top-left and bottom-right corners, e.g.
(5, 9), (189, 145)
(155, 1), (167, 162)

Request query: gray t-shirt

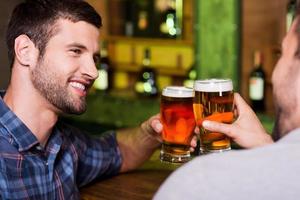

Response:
(154, 128), (300, 200)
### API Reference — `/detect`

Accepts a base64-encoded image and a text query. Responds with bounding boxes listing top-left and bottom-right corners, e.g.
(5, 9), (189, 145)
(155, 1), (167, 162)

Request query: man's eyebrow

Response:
(67, 43), (87, 50)
(67, 43), (100, 55)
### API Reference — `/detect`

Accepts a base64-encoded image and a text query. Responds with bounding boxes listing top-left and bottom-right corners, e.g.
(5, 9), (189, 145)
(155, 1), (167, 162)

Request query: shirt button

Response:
(36, 146), (43, 151)
(45, 162), (48, 166)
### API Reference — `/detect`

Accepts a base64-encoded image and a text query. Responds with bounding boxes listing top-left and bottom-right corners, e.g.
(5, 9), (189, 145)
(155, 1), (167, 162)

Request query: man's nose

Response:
(82, 57), (99, 80)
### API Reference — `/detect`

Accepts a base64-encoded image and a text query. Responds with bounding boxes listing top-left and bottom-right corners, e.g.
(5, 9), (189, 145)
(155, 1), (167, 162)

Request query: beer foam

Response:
(194, 79), (233, 92)
(162, 86), (194, 98)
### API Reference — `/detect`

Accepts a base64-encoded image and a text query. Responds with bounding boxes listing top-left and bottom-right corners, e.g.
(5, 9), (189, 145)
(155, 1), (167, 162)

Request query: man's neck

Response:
(4, 85), (58, 147)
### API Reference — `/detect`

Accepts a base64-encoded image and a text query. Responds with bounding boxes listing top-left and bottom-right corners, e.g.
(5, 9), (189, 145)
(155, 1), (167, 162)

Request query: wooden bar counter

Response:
(80, 151), (179, 200)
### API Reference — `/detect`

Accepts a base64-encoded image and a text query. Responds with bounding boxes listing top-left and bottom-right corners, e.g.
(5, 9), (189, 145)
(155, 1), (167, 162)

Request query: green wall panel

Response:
(195, 0), (240, 89)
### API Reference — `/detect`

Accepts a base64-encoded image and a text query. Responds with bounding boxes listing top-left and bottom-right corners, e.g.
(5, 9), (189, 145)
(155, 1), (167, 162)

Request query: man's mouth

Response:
(69, 81), (91, 96)
(70, 81), (86, 91)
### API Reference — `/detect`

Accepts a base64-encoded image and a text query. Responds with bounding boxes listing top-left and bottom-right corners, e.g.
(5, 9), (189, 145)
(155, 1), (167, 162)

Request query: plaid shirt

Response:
(0, 92), (122, 199)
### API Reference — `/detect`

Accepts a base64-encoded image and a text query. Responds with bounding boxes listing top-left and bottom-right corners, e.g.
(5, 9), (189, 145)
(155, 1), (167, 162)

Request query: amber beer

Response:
(193, 79), (234, 154)
(160, 86), (195, 163)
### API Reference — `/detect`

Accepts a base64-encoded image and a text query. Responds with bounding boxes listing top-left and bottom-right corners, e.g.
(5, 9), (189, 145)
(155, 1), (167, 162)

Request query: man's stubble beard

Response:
(31, 58), (87, 115)
(272, 88), (296, 141)
(272, 107), (282, 141)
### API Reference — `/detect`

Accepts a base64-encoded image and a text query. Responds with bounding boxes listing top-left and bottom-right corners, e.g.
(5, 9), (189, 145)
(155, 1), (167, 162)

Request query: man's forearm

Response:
(117, 126), (160, 173)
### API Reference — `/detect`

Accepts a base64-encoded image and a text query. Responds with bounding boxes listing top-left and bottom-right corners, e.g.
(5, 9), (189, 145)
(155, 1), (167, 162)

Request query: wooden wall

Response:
(241, 0), (288, 113)
(85, 0), (109, 38)
(0, 0), (22, 89)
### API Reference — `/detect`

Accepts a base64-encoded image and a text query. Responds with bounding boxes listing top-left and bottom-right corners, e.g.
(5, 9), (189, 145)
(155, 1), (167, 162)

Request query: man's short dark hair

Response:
(6, 0), (102, 67)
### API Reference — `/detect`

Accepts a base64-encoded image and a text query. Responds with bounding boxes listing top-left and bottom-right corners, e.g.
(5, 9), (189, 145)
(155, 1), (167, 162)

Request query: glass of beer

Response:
(193, 79), (234, 154)
(160, 86), (196, 163)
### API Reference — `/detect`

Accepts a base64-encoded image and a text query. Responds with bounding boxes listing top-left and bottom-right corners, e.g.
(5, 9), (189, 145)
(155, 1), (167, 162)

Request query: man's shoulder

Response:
(190, 141), (300, 171)
(0, 135), (18, 154)
(155, 142), (300, 200)
(0, 136), (18, 171)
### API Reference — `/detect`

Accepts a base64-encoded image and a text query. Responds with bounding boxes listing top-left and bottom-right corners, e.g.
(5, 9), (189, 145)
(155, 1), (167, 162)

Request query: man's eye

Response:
(70, 49), (82, 55)
(274, 47), (282, 59)
(93, 56), (101, 66)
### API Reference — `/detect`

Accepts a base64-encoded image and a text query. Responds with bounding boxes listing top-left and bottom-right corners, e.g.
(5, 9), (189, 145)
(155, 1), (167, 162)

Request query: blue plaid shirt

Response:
(0, 92), (122, 199)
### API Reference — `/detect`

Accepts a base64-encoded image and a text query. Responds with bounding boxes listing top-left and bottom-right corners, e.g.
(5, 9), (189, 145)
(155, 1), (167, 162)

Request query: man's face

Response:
(31, 19), (99, 114)
(272, 16), (300, 138)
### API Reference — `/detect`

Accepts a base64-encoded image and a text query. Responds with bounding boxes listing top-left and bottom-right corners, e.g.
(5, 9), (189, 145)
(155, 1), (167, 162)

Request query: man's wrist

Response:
(139, 124), (161, 150)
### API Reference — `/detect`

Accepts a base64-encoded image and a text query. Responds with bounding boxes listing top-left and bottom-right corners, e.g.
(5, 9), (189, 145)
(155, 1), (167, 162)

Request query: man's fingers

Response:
(190, 135), (197, 147)
(144, 113), (161, 134)
(151, 119), (163, 133)
(189, 147), (195, 152)
(140, 114), (163, 143)
(234, 93), (246, 105)
(194, 126), (200, 134)
(234, 93), (252, 113)
(202, 120), (234, 138)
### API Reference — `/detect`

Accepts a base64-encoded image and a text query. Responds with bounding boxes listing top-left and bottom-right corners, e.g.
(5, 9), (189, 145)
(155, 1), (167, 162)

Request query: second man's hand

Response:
(202, 93), (273, 149)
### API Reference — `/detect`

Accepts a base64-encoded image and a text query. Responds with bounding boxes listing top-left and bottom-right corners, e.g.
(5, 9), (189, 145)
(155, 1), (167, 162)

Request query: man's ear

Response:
(14, 34), (39, 67)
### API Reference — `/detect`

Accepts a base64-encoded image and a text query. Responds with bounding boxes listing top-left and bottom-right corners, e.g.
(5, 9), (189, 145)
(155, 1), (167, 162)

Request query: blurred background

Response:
(0, 0), (290, 134)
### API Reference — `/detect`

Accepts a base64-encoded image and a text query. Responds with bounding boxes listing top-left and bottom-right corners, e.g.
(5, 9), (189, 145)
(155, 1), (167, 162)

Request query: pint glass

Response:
(193, 79), (234, 154)
(160, 86), (196, 163)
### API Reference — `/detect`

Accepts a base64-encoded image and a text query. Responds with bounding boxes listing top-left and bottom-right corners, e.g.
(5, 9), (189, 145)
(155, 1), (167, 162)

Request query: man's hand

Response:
(117, 113), (198, 172)
(144, 114), (198, 152)
(117, 114), (161, 173)
(201, 93), (273, 149)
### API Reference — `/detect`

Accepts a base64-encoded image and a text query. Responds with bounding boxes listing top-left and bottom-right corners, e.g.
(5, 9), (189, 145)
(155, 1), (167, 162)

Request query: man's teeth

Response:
(70, 82), (86, 90)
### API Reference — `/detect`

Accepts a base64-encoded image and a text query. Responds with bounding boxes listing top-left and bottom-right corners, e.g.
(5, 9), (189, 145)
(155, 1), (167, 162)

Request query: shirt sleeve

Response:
(61, 123), (122, 187)
(79, 131), (122, 187)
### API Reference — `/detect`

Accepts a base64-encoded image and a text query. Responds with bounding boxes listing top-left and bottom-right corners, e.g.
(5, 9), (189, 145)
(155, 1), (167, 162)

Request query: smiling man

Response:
(0, 0), (196, 199)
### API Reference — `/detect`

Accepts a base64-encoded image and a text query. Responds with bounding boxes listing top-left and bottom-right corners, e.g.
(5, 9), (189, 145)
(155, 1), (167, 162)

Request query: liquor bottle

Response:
(93, 41), (112, 92)
(287, 0), (296, 31)
(134, 48), (158, 97)
(132, 0), (154, 37)
(125, 1), (134, 36)
(249, 50), (266, 112)
(158, 0), (178, 38)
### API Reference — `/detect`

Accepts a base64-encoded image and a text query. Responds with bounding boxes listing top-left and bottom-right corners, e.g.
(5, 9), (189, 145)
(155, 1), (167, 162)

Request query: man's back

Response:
(154, 129), (300, 200)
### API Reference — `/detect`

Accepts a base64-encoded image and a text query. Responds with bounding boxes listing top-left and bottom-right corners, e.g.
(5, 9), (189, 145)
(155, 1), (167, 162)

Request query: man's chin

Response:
(69, 105), (86, 115)
(64, 109), (86, 115)
(60, 101), (87, 115)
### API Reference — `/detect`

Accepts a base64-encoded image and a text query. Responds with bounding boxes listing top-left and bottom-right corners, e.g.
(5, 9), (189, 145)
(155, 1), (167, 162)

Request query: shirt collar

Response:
(0, 90), (39, 151)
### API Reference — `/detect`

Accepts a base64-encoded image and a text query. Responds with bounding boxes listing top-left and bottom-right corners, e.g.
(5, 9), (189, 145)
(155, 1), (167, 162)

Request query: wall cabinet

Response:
(87, 0), (288, 114)
(87, 0), (195, 91)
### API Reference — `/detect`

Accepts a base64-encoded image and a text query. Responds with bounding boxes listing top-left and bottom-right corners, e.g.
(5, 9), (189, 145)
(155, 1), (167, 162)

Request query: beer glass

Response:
(160, 86), (196, 163)
(193, 79), (234, 154)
